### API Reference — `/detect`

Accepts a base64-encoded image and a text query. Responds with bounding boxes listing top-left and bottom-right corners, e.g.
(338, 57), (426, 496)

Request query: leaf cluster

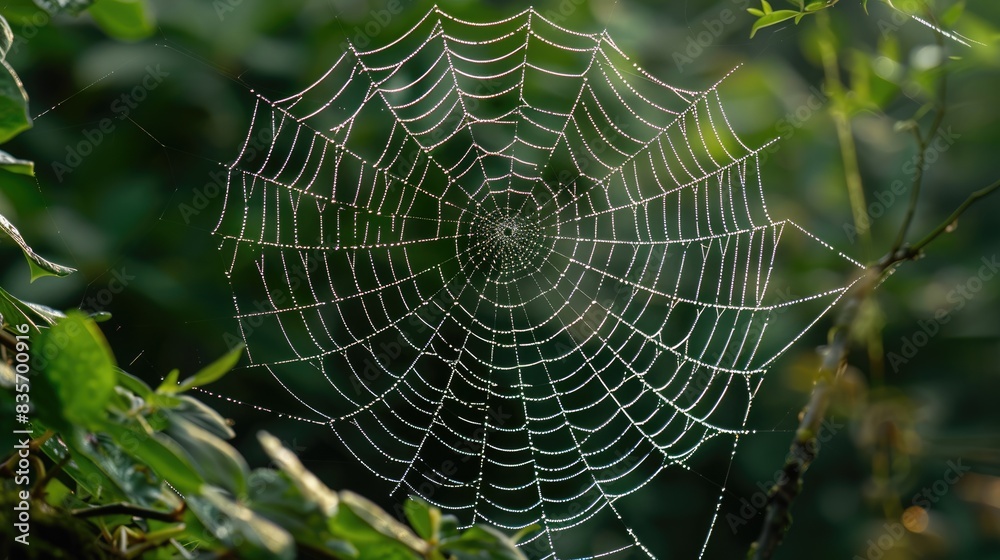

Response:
(0, 314), (533, 558)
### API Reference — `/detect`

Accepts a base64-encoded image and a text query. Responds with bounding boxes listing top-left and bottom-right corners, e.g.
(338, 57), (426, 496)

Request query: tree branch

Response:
(0, 327), (18, 352)
(748, 277), (867, 560)
(749, 172), (1000, 559)
(891, 2), (947, 255)
(72, 502), (185, 523)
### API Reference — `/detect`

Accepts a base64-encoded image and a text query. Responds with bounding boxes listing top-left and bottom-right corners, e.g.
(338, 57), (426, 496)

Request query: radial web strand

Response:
(213, 7), (862, 559)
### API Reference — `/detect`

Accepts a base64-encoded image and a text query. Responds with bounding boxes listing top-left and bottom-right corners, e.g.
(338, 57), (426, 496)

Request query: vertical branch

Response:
(817, 11), (872, 260)
(891, 3), (948, 255)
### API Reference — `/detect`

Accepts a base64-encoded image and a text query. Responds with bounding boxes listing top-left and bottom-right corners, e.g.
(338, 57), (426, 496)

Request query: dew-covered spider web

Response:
(211, 7), (862, 559)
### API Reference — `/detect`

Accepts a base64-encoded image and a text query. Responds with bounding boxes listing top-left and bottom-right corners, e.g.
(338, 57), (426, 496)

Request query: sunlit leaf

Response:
(0, 213), (75, 281)
(439, 525), (526, 560)
(171, 394), (235, 439)
(87, 0), (154, 41)
(403, 497), (439, 541)
(0, 60), (30, 143)
(340, 491), (428, 555)
(36, 312), (116, 429)
(941, 0), (965, 27)
(173, 343), (243, 392)
(0, 148), (33, 175)
(191, 486), (296, 560)
(750, 10), (801, 38)
(163, 412), (249, 497)
(0, 16), (13, 60)
(259, 431), (339, 516)
(103, 420), (205, 495)
(33, 0), (95, 16)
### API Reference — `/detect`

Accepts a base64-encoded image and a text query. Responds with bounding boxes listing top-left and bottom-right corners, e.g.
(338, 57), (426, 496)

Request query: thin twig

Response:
(0, 328), (18, 352)
(748, 278), (867, 560)
(71, 502), (185, 523)
(891, 3), (947, 254)
(908, 178), (1000, 254)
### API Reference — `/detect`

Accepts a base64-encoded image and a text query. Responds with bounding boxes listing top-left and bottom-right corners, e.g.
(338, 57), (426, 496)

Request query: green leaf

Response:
(116, 368), (153, 399)
(170, 394), (235, 439)
(259, 431), (339, 516)
(862, 0), (869, 14)
(190, 486), (296, 560)
(330, 503), (421, 560)
(162, 412), (249, 497)
(941, 0), (965, 27)
(173, 343), (243, 392)
(804, 1), (826, 11)
(0, 149), (31, 175)
(244, 469), (361, 559)
(749, 10), (801, 38)
(156, 368), (180, 393)
(439, 514), (461, 539)
(403, 497), (439, 541)
(103, 419), (205, 495)
(89, 310), (112, 322)
(439, 525), (526, 560)
(761, 0), (773, 14)
(0, 286), (39, 331)
(39, 430), (131, 504)
(87, 0), (154, 41)
(0, 213), (75, 281)
(36, 311), (116, 429)
(62, 428), (178, 507)
(0, 1), (49, 25)
(511, 524), (541, 543)
(747, 8), (765, 16)
(0, 60), (30, 144)
(0, 15), (13, 60)
(340, 491), (429, 555)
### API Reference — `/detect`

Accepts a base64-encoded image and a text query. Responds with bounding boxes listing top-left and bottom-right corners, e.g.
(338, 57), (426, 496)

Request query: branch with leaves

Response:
(746, 3), (997, 559)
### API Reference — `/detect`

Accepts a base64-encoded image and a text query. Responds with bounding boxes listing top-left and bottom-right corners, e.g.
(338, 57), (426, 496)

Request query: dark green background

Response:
(1, 0), (999, 558)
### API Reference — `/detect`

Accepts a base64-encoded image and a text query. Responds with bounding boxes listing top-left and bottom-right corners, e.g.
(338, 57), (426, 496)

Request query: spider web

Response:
(212, 7), (861, 558)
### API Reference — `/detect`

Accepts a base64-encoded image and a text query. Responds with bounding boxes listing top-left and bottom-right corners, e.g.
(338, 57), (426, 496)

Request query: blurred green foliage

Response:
(0, 0), (998, 558)
(0, 311), (529, 558)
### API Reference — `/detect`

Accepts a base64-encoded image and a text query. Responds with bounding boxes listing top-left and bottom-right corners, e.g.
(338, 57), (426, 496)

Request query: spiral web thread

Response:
(212, 7), (862, 558)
